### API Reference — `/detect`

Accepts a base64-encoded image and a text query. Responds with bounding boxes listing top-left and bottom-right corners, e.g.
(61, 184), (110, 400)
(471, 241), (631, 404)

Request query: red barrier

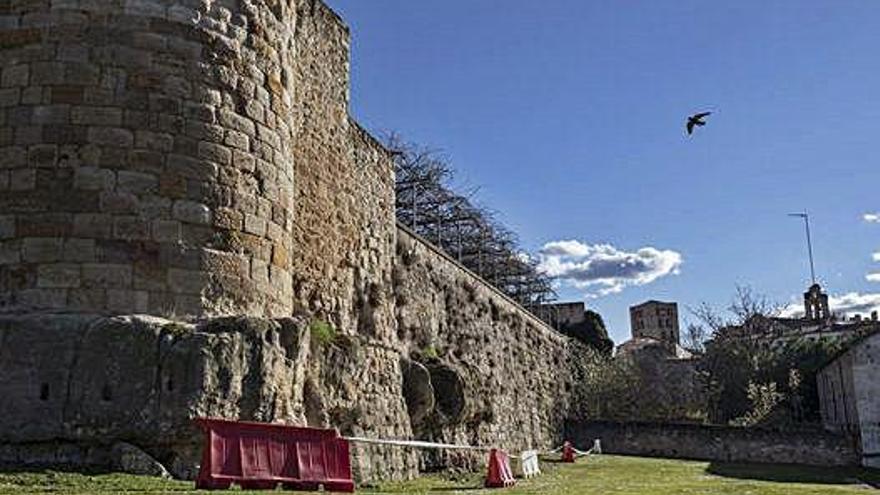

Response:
(561, 441), (575, 463)
(194, 418), (354, 492)
(485, 448), (516, 488)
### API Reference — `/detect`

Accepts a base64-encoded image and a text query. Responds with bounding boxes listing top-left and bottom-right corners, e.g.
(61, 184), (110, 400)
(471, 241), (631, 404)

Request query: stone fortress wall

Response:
(0, 0), (601, 482)
(0, 0), (299, 317)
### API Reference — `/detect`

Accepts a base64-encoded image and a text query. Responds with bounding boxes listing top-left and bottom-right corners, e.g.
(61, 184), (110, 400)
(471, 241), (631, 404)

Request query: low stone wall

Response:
(565, 420), (860, 467)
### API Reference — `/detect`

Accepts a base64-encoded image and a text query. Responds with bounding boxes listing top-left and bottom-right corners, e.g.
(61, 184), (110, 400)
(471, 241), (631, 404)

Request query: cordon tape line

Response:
(344, 436), (492, 451)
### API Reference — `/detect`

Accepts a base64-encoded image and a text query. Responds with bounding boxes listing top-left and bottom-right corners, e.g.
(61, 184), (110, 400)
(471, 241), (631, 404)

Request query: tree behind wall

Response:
(387, 135), (556, 309)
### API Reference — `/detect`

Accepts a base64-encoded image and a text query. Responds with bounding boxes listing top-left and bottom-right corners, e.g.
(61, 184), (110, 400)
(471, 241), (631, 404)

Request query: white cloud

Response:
(536, 239), (683, 297)
(873, 252), (880, 262)
(781, 292), (880, 319)
(864, 213), (880, 223)
(867, 272), (880, 283)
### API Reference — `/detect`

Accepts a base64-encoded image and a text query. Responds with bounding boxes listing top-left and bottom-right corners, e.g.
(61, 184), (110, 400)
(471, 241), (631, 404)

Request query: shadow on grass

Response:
(0, 464), (115, 476)
(707, 462), (880, 488)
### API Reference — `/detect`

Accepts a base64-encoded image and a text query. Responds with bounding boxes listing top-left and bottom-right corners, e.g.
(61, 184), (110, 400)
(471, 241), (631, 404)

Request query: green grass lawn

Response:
(1, 455), (877, 494)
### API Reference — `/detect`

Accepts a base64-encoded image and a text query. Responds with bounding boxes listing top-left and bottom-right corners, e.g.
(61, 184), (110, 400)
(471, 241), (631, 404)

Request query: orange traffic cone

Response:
(561, 441), (575, 463)
(485, 448), (516, 488)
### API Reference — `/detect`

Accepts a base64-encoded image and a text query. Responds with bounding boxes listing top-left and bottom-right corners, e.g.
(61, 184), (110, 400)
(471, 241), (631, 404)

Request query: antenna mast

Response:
(788, 212), (816, 285)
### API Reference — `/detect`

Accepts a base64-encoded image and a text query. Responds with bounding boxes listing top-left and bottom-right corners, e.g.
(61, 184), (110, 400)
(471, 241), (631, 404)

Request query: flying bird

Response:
(686, 111), (712, 135)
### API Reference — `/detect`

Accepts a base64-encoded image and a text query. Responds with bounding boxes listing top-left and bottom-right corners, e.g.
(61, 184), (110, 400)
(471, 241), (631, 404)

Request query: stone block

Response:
(0, 146), (26, 167)
(213, 207), (242, 230)
(172, 200), (211, 225)
(73, 166), (115, 190)
(167, 268), (207, 294)
(22, 237), (63, 263)
(31, 105), (70, 125)
(138, 196), (171, 219)
(68, 288), (107, 311)
(151, 219), (180, 243)
(9, 169), (35, 190)
(19, 87), (43, 105)
(129, 150), (164, 174)
(184, 120), (224, 142)
(271, 243), (288, 268)
(0, 215), (14, 239)
(73, 213), (113, 238)
(83, 87), (114, 106)
(0, 170), (8, 190)
(197, 141), (231, 165)
(158, 173), (186, 199)
(81, 263), (132, 288)
(50, 86), (84, 105)
(71, 106), (123, 126)
(64, 63), (100, 86)
(0, 240), (20, 264)
(232, 149), (255, 172)
(88, 127), (134, 148)
(18, 289), (67, 309)
(1, 64), (28, 87)
(202, 249), (248, 279)
(134, 130), (172, 152)
(0, 88), (20, 107)
(63, 238), (96, 263)
(107, 289), (149, 313)
(16, 213), (71, 237)
(27, 144), (57, 167)
(113, 216), (150, 241)
(167, 153), (218, 180)
(37, 263), (81, 288)
(42, 125), (87, 145)
(123, 0), (167, 17)
(251, 258), (269, 284)
(99, 191), (139, 214)
(218, 109), (255, 137)
(30, 62), (65, 86)
(117, 170), (158, 194)
(243, 213), (266, 236)
(224, 130), (249, 151)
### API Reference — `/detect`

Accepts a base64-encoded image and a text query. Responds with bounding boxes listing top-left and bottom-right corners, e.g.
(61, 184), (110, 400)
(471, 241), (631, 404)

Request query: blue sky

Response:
(327, 0), (880, 343)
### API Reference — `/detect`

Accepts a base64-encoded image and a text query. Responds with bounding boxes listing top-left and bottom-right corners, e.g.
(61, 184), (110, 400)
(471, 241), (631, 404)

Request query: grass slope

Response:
(1, 455), (877, 494)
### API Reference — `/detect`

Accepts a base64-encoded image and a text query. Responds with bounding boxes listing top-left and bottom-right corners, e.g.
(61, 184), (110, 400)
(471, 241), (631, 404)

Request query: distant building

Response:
(817, 331), (880, 468)
(535, 301), (587, 329)
(629, 300), (680, 348)
(535, 301), (614, 355)
(723, 284), (877, 345)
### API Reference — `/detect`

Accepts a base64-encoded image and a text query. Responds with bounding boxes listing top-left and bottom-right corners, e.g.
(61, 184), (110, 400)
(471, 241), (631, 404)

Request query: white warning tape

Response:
(344, 436), (491, 452)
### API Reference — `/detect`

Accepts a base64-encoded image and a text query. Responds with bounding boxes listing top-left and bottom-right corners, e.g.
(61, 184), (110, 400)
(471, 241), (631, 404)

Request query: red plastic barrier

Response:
(485, 448), (516, 488)
(561, 441), (575, 463)
(194, 418), (354, 492)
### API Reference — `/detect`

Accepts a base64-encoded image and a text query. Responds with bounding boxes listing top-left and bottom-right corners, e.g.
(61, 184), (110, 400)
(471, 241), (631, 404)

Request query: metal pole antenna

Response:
(788, 212), (816, 285)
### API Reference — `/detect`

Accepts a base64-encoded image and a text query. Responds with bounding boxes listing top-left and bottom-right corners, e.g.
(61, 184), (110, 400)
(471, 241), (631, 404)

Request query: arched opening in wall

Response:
(303, 379), (327, 428)
(425, 362), (466, 423)
(400, 358), (434, 430)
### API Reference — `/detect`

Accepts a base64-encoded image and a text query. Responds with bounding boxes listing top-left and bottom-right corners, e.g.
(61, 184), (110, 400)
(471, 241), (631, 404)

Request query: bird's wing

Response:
(686, 120), (695, 134)
(694, 111), (712, 119)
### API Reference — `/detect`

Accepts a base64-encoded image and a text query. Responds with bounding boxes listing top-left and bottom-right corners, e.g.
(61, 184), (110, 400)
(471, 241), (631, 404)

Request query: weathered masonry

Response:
(0, 0), (600, 482)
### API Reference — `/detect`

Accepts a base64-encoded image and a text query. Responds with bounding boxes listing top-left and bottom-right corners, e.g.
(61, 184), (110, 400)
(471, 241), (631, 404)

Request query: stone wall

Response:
(0, 0), (602, 484)
(0, 0), (297, 317)
(565, 420), (860, 467)
(394, 226), (599, 469)
(818, 331), (880, 468)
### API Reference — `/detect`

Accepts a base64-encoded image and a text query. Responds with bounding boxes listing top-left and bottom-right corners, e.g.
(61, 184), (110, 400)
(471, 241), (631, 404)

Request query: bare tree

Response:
(385, 134), (557, 309)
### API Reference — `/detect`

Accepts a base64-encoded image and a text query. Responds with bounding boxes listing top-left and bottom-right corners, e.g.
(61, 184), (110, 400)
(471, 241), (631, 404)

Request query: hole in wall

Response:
(39, 383), (50, 401)
(426, 362), (466, 423)
(401, 358), (434, 430)
(101, 384), (113, 402)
